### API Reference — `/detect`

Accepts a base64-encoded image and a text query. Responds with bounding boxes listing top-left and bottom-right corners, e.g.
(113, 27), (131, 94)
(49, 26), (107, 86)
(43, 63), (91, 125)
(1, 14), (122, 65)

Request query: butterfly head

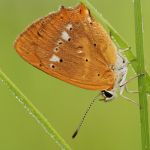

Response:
(101, 90), (115, 101)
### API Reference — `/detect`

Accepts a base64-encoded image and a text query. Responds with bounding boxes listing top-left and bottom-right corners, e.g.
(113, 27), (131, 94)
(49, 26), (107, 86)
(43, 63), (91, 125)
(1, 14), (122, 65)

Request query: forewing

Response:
(15, 4), (116, 90)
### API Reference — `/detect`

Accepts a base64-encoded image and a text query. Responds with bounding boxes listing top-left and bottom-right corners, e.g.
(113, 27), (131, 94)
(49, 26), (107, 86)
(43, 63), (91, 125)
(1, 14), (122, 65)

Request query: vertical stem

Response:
(134, 0), (150, 150)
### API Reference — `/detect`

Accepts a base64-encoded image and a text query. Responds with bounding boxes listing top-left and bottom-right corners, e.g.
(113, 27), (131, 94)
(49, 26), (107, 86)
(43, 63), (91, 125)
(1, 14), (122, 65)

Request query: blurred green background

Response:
(0, 0), (150, 150)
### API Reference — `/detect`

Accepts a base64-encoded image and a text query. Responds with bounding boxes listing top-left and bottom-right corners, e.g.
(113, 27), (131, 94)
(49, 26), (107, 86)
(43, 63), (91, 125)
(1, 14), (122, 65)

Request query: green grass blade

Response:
(80, 0), (150, 94)
(134, 0), (150, 149)
(0, 68), (71, 150)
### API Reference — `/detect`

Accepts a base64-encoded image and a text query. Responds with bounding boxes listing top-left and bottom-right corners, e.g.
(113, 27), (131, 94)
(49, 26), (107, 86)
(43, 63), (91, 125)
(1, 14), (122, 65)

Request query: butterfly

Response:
(14, 3), (128, 138)
(14, 3), (127, 100)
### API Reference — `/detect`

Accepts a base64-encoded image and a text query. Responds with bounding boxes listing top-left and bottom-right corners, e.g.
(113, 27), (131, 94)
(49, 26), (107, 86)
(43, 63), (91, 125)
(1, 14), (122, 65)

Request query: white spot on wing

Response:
(53, 47), (59, 53)
(77, 50), (83, 53)
(49, 64), (54, 68)
(66, 24), (73, 30)
(57, 39), (63, 45)
(87, 17), (92, 23)
(61, 31), (70, 41)
(49, 54), (60, 62)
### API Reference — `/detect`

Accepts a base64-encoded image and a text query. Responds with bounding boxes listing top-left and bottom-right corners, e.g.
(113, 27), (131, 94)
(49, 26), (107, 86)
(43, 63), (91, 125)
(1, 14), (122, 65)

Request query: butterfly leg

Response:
(120, 94), (140, 107)
(125, 85), (139, 93)
(120, 73), (144, 87)
(118, 47), (131, 53)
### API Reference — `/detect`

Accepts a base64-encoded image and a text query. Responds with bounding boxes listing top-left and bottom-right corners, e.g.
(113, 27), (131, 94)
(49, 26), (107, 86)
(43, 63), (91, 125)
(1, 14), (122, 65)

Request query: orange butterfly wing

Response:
(14, 4), (117, 91)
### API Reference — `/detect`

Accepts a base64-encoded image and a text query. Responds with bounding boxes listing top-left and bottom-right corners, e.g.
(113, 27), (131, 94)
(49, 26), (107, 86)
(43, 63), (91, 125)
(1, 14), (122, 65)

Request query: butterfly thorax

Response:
(102, 52), (128, 101)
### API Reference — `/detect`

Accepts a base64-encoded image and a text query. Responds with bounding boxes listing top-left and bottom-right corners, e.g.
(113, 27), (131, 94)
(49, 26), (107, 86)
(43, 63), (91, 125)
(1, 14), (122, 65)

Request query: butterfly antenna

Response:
(72, 93), (100, 139)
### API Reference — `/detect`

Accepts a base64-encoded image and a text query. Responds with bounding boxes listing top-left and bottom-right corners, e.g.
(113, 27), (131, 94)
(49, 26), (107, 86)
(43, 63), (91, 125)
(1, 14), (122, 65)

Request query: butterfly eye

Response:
(102, 90), (113, 98)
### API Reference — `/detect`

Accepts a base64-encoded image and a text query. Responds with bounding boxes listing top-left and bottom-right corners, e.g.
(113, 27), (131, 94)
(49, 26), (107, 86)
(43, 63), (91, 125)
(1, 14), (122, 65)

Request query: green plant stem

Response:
(80, 0), (150, 94)
(134, 0), (150, 149)
(0, 68), (71, 150)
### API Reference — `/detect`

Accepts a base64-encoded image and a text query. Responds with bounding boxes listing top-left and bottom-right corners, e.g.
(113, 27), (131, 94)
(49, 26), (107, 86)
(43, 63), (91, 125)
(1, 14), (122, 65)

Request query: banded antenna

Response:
(72, 93), (101, 139)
